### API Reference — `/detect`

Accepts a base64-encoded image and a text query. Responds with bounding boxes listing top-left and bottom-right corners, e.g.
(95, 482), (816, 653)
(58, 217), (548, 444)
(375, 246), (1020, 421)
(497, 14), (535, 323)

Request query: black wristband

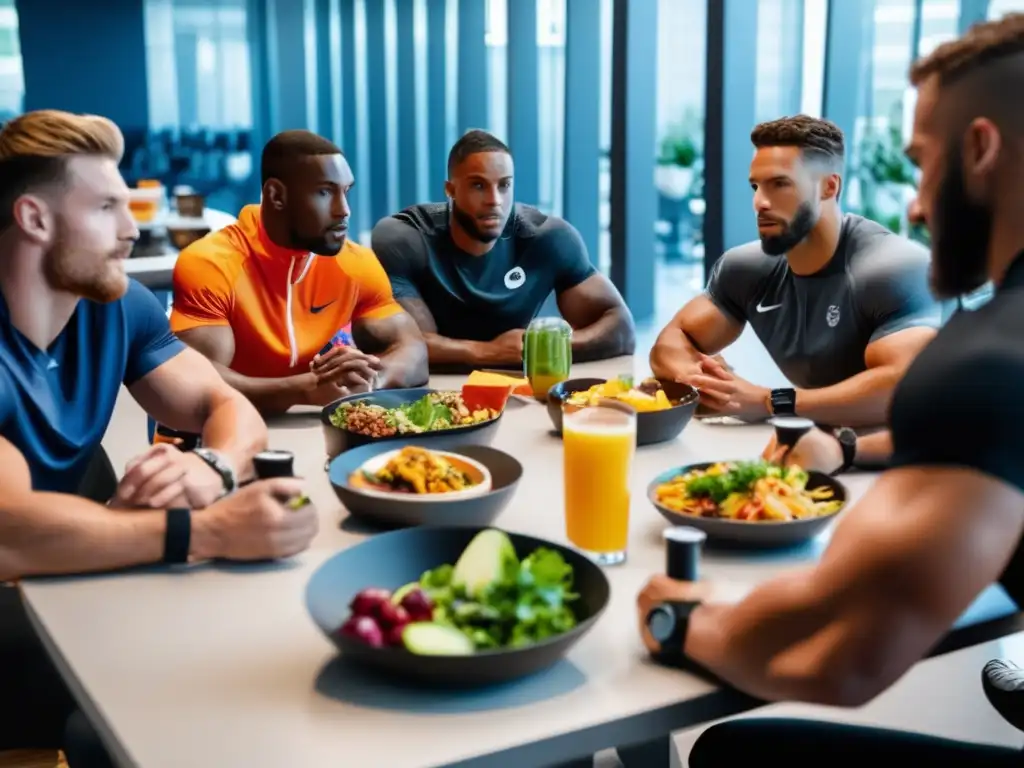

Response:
(163, 508), (191, 564)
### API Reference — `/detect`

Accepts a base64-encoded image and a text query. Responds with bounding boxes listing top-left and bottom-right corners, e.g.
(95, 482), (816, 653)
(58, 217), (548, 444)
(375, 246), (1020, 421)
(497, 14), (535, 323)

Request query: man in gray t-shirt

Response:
(651, 115), (943, 428)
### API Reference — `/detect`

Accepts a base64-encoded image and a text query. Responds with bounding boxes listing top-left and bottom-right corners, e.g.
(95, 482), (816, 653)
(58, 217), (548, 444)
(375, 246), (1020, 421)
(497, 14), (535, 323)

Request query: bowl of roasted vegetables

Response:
(305, 527), (610, 686)
(329, 444), (522, 529)
(547, 376), (700, 446)
(321, 387), (504, 459)
(648, 460), (848, 547)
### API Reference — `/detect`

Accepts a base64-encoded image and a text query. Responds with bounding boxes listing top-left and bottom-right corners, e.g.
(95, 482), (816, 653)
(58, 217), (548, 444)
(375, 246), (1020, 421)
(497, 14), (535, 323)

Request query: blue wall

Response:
(16, 0), (148, 135)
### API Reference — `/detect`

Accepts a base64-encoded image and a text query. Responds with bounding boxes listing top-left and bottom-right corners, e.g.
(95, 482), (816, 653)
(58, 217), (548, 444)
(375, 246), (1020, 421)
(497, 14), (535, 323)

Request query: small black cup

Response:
(253, 450), (296, 479)
(769, 416), (816, 450)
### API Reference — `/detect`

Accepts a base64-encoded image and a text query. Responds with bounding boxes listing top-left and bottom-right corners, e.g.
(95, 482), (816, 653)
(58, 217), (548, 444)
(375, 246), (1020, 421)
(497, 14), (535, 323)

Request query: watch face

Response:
(646, 606), (676, 643)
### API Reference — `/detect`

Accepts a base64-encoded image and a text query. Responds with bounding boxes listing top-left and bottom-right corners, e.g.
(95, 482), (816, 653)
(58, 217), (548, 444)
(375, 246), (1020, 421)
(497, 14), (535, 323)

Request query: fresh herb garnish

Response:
(400, 395), (452, 430)
(684, 460), (773, 503)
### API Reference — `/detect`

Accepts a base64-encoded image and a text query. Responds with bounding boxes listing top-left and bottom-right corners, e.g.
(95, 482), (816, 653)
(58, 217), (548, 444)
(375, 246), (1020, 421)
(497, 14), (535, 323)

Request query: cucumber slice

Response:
(402, 622), (475, 656)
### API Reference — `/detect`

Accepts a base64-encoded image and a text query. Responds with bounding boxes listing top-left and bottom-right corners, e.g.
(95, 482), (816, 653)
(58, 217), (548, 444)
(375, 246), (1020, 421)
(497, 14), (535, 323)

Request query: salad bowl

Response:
(305, 526), (611, 686)
(321, 387), (504, 459)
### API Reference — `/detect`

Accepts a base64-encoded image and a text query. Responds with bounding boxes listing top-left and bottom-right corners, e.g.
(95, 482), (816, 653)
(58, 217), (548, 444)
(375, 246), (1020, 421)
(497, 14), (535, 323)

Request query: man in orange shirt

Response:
(170, 131), (428, 413)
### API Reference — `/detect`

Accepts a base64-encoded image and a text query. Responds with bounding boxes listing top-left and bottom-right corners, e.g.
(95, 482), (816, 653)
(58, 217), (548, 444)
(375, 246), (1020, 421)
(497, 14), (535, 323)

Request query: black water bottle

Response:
(253, 449), (296, 479)
(769, 416), (816, 451)
(663, 526), (707, 581)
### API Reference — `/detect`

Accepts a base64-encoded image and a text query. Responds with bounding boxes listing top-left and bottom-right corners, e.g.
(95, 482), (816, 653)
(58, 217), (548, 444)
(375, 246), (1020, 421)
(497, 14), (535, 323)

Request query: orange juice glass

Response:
(562, 399), (636, 565)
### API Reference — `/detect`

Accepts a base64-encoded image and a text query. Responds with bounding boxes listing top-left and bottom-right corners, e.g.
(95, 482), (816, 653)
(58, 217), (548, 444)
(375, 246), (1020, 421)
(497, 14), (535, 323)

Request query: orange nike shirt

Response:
(170, 204), (402, 379)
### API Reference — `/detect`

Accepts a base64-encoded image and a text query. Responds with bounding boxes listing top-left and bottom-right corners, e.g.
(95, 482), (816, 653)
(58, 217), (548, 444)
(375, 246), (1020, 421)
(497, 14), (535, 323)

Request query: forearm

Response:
(650, 329), (705, 380)
(855, 430), (893, 468)
(423, 333), (516, 368)
(375, 340), (430, 390)
(685, 569), (846, 704)
(795, 366), (901, 427)
(570, 309), (636, 363)
(211, 361), (312, 414)
(0, 493), (217, 580)
(198, 390), (267, 482)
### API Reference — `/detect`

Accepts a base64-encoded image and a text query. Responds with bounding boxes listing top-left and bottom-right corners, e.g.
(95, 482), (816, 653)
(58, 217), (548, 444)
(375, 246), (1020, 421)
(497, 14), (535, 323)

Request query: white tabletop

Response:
(20, 357), (1019, 767)
(125, 208), (237, 290)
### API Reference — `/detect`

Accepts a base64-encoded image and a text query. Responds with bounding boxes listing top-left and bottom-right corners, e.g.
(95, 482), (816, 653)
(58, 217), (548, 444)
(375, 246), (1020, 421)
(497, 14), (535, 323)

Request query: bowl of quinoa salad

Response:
(321, 388), (505, 459)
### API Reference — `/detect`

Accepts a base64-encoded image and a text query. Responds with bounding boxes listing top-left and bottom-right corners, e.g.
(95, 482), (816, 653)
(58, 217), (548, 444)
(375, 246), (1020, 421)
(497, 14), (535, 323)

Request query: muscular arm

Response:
(855, 430), (893, 468)
(794, 327), (935, 427)
(649, 296), (744, 380)
(351, 311), (429, 389)
(0, 437), (221, 581)
(684, 466), (1024, 706)
(177, 326), (316, 415)
(128, 346), (267, 482)
(396, 297), (519, 367)
(556, 274), (635, 363)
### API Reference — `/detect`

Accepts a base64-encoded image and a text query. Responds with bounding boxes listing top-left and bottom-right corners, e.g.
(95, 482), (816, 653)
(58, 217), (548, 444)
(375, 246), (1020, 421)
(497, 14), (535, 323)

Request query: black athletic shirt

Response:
(889, 252), (1024, 603)
(705, 214), (943, 389)
(370, 203), (596, 341)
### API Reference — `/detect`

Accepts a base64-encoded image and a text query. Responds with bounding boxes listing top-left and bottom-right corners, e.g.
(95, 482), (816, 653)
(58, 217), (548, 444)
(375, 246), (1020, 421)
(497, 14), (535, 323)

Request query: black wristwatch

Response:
(193, 448), (237, 496)
(770, 387), (797, 417)
(646, 600), (702, 658)
(163, 507), (191, 564)
(833, 427), (858, 475)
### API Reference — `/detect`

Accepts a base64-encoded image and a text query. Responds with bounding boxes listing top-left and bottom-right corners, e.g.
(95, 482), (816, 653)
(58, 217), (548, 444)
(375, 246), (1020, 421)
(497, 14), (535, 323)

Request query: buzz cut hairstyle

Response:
(261, 130), (344, 185)
(447, 129), (511, 177)
(749, 114), (845, 175)
(909, 12), (1024, 87)
(0, 109), (125, 231)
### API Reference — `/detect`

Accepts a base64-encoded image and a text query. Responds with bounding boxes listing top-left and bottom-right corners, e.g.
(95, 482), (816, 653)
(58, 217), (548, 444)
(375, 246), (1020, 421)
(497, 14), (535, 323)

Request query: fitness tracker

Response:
(770, 387), (797, 417)
(193, 448), (237, 495)
(645, 600), (702, 657)
(163, 508), (191, 564)
(833, 427), (858, 474)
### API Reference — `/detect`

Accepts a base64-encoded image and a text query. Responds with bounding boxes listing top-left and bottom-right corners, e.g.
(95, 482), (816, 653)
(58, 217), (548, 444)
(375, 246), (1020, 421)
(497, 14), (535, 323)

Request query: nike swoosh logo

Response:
(310, 300), (336, 314)
(756, 302), (783, 313)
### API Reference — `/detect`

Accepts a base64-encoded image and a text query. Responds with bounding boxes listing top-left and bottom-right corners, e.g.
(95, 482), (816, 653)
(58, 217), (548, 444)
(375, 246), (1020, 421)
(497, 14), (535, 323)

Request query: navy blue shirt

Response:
(0, 279), (185, 494)
(370, 203), (596, 341)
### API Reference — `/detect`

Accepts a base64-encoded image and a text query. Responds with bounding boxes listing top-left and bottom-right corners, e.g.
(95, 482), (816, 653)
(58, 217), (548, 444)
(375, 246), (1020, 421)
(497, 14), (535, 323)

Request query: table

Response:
(125, 208), (237, 291)
(19, 358), (1020, 767)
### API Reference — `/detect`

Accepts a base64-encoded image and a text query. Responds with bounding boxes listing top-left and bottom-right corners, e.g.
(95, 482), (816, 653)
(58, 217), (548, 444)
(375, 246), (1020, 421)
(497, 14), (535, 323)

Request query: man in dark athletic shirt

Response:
(371, 130), (635, 370)
(650, 116), (943, 428)
(633, 14), (1024, 766)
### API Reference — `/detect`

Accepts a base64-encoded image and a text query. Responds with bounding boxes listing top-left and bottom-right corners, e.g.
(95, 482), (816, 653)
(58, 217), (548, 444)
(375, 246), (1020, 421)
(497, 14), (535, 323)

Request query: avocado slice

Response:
(451, 529), (518, 598)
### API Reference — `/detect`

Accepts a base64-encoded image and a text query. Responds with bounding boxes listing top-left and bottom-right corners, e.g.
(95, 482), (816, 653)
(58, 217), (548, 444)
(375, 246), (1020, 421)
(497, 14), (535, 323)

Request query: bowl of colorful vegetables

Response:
(320, 387), (504, 459)
(305, 527), (611, 686)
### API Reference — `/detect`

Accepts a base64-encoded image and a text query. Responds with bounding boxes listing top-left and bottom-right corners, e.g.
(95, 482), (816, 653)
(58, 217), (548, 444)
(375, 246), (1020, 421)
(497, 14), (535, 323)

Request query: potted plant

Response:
(857, 103), (918, 233)
(656, 128), (698, 200)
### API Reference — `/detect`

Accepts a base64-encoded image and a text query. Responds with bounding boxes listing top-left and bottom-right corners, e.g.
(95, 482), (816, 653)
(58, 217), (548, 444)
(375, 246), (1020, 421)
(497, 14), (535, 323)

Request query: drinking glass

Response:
(562, 399), (637, 566)
(523, 317), (572, 402)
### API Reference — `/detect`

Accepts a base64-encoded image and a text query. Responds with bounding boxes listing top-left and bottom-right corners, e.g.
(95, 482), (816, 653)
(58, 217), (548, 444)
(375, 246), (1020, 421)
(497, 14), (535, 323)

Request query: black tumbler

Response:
(663, 526), (707, 581)
(253, 450), (296, 479)
(769, 416), (816, 450)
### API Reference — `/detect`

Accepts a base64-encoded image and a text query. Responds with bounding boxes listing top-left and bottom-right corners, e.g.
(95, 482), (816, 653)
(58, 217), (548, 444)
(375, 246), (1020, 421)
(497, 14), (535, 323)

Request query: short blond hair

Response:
(0, 110), (125, 230)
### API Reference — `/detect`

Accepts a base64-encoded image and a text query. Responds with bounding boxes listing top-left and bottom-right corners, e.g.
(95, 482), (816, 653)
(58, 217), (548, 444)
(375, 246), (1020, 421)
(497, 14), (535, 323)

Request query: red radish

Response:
(349, 588), (392, 617)
(375, 602), (410, 629)
(399, 588), (435, 622)
(337, 615), (384, 647)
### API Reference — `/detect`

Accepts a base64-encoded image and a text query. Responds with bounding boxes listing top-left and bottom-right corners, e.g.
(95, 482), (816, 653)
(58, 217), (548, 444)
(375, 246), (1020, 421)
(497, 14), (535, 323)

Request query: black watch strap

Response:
(770, 388), (797, 417)
(833, 427), (858, 475)
(163, 508), (192, 564)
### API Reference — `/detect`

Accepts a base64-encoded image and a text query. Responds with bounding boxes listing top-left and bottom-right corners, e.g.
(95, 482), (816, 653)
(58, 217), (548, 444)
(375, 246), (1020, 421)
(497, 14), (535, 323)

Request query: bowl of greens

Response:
(320, 387), (504, 459)
(648, 459), (848, 547)
(305, 527), (611, 686)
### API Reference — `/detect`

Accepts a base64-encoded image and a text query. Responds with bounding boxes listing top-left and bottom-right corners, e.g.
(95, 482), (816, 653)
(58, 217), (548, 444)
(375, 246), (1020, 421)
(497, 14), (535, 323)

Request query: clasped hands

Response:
(305, 344), (383, 406)
(685, 354), (771, 421)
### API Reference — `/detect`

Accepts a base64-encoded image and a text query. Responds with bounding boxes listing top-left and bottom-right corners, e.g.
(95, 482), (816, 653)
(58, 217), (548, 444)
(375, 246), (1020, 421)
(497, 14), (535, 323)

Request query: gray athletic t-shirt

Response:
(705, 214), (943, 389)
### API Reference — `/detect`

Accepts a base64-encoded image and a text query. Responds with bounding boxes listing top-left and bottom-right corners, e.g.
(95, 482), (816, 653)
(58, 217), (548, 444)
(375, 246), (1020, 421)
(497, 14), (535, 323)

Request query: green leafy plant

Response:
(658, 132), (698, 168)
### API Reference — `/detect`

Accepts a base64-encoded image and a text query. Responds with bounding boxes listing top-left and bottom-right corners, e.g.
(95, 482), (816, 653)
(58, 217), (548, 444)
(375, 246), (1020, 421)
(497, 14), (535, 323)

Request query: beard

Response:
(288, 226), (344, 257)
(759, 201), (817, 256)
(450, 198), (505, 244)
(928, 143), (993, 299)
(44, 225), (128, 303)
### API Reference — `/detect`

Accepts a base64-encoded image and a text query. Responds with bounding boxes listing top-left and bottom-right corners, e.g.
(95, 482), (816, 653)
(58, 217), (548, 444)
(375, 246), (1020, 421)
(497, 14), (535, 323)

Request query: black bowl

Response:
(328, 443), (523, 528)
(305, 526), (611, 687)
(648, 462), (848, 547)
(321, 387), (503, 459)
(546, 377), (700, 446)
